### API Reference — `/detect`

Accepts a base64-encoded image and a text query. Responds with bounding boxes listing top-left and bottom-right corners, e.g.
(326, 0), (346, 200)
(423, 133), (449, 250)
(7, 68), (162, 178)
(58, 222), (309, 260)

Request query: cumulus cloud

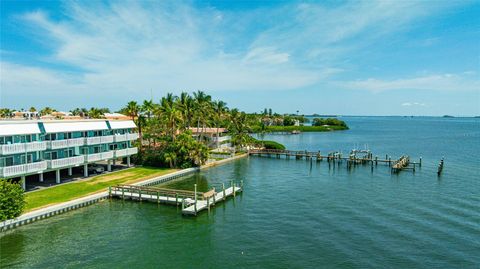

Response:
(0, 0), (474, 109)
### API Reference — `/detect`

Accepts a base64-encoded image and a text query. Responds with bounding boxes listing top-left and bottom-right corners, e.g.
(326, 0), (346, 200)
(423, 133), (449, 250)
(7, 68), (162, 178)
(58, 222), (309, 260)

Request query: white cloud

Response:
(339, 73), (480, 92)
(0, 0), (474, 109)
(401, 102), (426, 107)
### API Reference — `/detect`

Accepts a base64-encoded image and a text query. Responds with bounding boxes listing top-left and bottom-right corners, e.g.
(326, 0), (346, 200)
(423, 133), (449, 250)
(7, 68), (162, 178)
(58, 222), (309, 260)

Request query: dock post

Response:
(175, 193), (178, 205)
(122, 188), (125, 200)
(232, 180), (235, 197)
(388, 157), (391, 167)
(375, 156), (378, 165)
(223, 183), (226, 201)
(207, 196), (210, 211)
(194, 184), (198, 215)
(157, 191), (160, 204)
(419, 157), (422, 167)
(241, 180), (244, 190)
(139, 188), (142, 201)
(108, 187), (112, 199)
(182, 198), (185, 209)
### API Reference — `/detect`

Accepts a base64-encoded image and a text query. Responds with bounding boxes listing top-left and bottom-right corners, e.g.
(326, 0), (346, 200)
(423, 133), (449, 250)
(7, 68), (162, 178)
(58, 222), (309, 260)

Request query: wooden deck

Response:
(249, 149), (422, 174)
(109, 182), (242, 216)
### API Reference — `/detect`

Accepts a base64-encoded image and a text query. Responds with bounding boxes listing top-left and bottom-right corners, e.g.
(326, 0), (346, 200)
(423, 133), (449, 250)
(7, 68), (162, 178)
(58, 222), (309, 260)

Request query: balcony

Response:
(85, 151), (114, 163)
(212, 136), (231, 143)
(114, 147), (138, 158)
(46, 138), (85, 150)
(0, 141), (47, 155)
(0, 161), (47, 178)
(113, 133), (140, 142)
(47, 156), (85, 169)
(85, 135), (114, 145)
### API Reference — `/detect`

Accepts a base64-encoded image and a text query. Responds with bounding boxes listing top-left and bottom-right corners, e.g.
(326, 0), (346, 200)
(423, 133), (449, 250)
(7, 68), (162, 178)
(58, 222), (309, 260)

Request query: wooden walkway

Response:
(249, 149), (422, 173)
(109, 182), (242, 216)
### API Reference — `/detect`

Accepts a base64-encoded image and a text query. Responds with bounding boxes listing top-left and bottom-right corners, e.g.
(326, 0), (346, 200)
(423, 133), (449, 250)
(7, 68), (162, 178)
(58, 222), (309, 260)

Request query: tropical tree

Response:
(142, 99), (155, 120)
(40, 107), (55, 116)
(0, 180), (25, 221)
(213, 100), (228, 148)
(29, 107), (36, 112)
(87, 107), (105, 119)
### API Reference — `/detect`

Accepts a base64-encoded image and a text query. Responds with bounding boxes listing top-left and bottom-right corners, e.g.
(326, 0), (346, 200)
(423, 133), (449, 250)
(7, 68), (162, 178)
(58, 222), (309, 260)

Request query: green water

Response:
(1, 117), (479, 268)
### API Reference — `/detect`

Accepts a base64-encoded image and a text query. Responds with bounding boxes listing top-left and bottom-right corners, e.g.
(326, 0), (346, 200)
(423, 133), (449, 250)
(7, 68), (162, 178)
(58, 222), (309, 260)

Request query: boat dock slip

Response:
(249, 149), (424, 174)
(109, 181), (243, 216)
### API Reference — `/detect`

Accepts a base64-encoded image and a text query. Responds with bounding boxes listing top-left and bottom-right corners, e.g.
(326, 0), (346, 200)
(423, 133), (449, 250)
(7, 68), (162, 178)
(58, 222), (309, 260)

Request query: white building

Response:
(0, 119), (139, 189)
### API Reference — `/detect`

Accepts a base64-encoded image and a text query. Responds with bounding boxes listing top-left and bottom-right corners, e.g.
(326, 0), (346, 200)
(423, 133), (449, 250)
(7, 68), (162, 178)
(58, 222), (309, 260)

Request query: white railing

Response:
(0, 142), (47, 155)
(127, 147), (138, 155)
(85, 151), (114, 163)
(114, 147), (138, 158)
(114, 149), (129, 158)
(0, 161), (47, 178)
(85, 135), (114, 145)
(213, 136), (231, 143)
(127, 133), (139, 141)
(47, 156), (85, 169)
(114, 133), (139, 142)
(47, 138), (85, 149)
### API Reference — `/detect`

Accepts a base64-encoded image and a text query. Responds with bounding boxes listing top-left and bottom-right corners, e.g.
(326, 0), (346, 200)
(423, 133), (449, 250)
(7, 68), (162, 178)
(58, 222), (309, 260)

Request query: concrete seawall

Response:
(0, 154), (247, 232)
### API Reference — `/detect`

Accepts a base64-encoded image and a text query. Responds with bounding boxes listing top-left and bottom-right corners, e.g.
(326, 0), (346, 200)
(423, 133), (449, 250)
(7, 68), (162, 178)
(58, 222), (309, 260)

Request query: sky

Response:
(0, 0), (479, 116)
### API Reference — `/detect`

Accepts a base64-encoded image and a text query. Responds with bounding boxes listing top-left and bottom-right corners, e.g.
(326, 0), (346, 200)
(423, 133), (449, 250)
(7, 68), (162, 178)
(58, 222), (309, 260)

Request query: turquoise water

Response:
(1, 117), (479, 268)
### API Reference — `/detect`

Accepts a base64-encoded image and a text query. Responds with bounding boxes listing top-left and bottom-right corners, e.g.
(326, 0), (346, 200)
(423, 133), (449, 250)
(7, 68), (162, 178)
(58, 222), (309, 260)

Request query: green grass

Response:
(264, 125), (348, 132)
(24, 167), (177, 212)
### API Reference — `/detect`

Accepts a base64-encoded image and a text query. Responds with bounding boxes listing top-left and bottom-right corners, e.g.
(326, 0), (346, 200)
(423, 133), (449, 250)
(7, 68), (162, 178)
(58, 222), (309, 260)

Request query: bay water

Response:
(1, 117), (479, 268)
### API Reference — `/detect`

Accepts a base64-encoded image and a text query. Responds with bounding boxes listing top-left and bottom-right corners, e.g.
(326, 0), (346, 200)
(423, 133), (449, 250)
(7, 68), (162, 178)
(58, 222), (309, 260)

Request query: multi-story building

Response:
(0, 119), (138, 189)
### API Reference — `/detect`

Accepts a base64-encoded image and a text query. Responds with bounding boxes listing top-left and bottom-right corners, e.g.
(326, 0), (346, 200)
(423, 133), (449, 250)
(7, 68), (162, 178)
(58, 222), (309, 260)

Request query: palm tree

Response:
(193, 90), (212, 141)
(88, 107), (105, 119)
(125, 101), (140, 121)
(40, 107), (55, 116)
(156, 93), (181, 140)
(142, 99), (154, 120)
(29, 107), (36, 112)
(213, 100), (228, 148)
(164, 152), (177, 168)
(176, 92), (194, 130)
(0, 108), (13, 118)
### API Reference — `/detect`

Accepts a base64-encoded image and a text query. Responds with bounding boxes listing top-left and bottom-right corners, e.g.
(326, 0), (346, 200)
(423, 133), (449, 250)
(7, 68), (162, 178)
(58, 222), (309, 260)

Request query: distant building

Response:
(188, 127), (231, 149)
(0, 119), (139, 189)
(104, 113), (130, 120)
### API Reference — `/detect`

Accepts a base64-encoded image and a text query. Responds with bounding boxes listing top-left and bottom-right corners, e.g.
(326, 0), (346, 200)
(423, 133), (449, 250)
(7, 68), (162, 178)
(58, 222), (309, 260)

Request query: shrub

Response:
(0, 179), (26, 221)
(312, 118), (347, 127)
(262, 140), (286, 150)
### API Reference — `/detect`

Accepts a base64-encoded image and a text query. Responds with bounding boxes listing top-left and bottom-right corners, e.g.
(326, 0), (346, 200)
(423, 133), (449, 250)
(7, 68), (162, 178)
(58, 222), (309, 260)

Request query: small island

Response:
(250, 111), (349, 133)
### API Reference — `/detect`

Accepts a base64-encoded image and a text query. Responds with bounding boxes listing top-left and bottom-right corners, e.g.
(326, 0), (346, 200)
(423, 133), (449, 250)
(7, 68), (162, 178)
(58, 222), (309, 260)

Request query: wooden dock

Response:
(109, 181), (242, 216)
(249, 149), (422, 174)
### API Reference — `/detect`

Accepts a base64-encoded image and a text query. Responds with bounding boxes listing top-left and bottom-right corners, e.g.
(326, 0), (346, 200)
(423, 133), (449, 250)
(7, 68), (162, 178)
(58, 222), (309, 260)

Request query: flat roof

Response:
(43, 121), (109, 133)
(0, 123), (41, 136)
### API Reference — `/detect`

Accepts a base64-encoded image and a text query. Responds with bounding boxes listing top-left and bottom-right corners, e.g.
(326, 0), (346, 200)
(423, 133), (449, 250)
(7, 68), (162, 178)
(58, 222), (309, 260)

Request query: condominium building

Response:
(0, 120), (139, 189)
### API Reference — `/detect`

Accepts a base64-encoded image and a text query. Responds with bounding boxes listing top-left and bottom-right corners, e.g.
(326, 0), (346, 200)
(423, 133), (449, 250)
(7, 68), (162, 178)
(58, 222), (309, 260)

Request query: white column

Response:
(21, 176), (26, 190)
(56, 169), (61, 184)
(39, 173), (44, 182)
(84, 164), (88, 177)
(68, 167), (73, 176)
(127, 156), (131, 167)
(107, 160), (112, 172)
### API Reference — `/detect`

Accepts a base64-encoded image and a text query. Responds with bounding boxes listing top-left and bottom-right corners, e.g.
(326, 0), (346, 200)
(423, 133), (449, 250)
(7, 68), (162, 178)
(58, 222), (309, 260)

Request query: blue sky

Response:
(1, 0), (479, 116)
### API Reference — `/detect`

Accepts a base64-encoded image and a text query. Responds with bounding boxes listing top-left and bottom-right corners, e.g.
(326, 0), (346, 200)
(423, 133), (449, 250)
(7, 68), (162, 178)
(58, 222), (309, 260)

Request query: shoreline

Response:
(0, 154), (248, 232)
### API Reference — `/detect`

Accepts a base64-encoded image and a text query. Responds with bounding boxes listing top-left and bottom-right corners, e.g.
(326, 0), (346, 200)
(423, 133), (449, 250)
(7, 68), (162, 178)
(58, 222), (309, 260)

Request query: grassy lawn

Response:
(25, 166), (177, 212)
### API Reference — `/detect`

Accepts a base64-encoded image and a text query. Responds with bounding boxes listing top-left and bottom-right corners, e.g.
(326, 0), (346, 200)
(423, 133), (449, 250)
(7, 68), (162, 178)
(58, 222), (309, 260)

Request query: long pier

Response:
(109, 181), (242, 216)
(249, 149), (422, 173)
